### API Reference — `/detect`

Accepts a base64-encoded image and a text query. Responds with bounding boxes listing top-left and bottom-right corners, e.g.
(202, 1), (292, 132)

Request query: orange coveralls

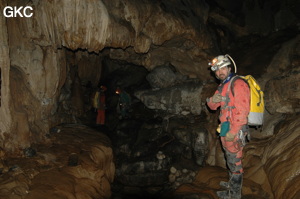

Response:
(207, 78), (250, 174)
(96, 92), (106, 125)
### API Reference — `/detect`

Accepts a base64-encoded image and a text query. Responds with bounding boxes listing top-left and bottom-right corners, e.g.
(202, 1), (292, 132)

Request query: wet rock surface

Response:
(0, 124), (115, 199)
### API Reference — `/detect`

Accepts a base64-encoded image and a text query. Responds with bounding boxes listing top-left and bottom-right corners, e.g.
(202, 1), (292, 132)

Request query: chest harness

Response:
(217, 74), (237, 120)
(218, 74), (249, 144)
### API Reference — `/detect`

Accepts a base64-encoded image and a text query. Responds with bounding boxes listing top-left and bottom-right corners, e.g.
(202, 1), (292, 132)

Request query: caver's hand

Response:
(212, 93), (222, 103)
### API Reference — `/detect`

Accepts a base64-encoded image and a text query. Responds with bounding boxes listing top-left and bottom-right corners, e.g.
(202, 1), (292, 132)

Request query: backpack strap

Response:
(217, 84), (224, 94)
(221, 76), (239, 121)
(229, 76), (249, 96)
(222, 75), (238, 109)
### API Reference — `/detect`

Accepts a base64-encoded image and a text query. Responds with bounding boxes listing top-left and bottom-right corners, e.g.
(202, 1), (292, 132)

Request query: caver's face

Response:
(215, 66), (231, 81)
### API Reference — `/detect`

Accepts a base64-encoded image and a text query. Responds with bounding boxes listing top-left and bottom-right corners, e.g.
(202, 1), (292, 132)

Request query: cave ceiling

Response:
(6, 0), (299, 81)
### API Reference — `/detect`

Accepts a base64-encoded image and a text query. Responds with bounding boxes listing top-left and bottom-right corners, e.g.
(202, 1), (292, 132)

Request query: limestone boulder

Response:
(135, 81), (202, 115)
(146, 65), (185, 89)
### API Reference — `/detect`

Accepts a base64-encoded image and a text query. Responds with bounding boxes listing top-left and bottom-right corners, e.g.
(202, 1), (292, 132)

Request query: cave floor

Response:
(0, 119), (272, 199)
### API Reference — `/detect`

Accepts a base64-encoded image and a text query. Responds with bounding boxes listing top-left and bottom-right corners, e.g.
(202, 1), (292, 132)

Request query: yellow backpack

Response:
(92, 91), (101, 109)
(228, 75), (264, 126)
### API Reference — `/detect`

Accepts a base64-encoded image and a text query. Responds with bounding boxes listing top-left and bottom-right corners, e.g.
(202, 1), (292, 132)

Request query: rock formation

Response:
(0, 0), (299, 198)
(0, 125), (115, 199)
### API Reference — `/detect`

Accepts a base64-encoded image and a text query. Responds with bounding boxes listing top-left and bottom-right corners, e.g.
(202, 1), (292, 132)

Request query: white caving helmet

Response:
(208, 54), (237, 73)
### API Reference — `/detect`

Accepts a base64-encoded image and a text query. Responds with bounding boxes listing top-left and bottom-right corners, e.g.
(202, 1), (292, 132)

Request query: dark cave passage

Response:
(64, 54), (210, 198)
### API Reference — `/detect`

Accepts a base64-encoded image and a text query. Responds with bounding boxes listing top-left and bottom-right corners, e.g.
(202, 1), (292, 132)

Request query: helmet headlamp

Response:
(211, 58), (218, 65)
(210, 65), (227, 72)
(209, 58), (223, 71)
(210, 65), (218, 71)
(208, 55), (234, 72)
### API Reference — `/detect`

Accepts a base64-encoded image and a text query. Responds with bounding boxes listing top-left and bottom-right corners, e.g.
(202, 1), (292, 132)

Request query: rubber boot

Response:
(219, 173), (232, 189)
(220, 172), (232, 189)
(217, 174), (243, 199)
(216, 190), (230, 199)
(217, 175), (230, 198)
(229, 173), (243, 199)
(219, 181), (230, 189)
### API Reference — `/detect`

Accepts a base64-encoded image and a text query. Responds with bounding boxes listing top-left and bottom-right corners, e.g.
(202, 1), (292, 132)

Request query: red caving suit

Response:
(96, 92), (106, 125)
(207, 76), (250, 174)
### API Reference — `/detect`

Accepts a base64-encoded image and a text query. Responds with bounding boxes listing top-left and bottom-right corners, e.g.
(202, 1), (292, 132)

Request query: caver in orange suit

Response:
(207, 76), (250, 170)
(96, 88), (106, 125)
(206, 55), (250, 199)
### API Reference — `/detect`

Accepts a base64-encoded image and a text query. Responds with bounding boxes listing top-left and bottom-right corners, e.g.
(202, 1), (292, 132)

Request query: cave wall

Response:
(1, 0), (108, 151)
(6, 19), (67, 150)
(0, 1), (12, 150)
(1, 0), (213, 151)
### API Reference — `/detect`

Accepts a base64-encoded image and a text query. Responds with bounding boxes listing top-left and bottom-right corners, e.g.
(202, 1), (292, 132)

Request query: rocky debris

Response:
(172, 127), (208, 167)
(192, 130), (209, 166)
(112, 119), (171, 191)
(167, 116), (209, 167)
(168, 166), (197, 189)
(23, 147), (37, 158)
(109, 114), (209, 197)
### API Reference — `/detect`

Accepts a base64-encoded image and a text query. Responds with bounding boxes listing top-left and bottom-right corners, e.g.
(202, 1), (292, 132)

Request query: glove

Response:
(225, 132), (235, 141)
(212, 93), (222, 103)
(206, 98), (210, 103)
